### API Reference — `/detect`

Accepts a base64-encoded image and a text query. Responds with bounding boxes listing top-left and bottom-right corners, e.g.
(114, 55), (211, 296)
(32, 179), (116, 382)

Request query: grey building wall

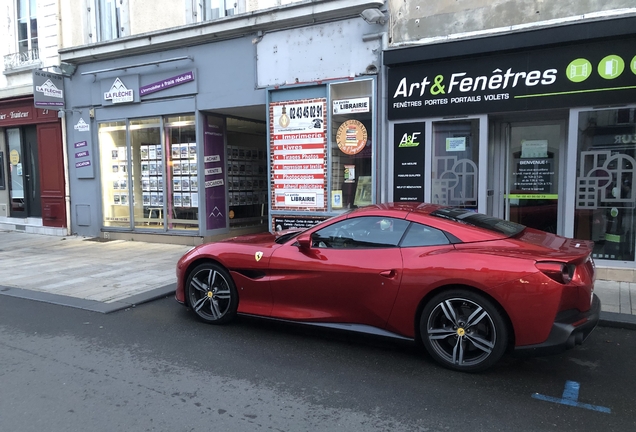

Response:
(64, 36), (265, 238)
(64, 15), (384, 238)
(388, 0), (636, 44)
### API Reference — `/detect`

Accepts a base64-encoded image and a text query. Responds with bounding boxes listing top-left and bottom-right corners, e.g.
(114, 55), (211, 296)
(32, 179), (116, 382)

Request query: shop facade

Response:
(0, 97), (67, 234)
(384, 16), (636, 280)
(59, 4), (385, 244)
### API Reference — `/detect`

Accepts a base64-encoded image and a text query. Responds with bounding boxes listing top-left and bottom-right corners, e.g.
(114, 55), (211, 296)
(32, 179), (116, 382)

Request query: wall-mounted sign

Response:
(33, 70), (65, 109)
(140, 71), (195, 96)
(271, 215), (328, 231)
(204, 116), (227, 230)
(272, 101), (324, 134)
(0, 110), (31, 123)
(270, 99), (327, 211)
(74, 118), (90, 132)
(333, 97), (370, 114)
(388, 36), (636, 119)
(393, 122), (425, 202)
(104, 78), (134, 104)
(336, 119), (367, 155)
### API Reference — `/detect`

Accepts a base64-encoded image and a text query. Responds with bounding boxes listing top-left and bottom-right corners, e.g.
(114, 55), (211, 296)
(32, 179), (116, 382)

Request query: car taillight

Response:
(536, 261), (574, 284)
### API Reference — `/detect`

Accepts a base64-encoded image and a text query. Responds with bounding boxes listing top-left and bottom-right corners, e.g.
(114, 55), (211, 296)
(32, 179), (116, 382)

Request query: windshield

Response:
(430, 208), (525, 236)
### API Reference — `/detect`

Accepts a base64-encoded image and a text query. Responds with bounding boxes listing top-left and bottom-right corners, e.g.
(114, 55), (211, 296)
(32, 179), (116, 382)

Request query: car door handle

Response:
(379, 270), (397, 278)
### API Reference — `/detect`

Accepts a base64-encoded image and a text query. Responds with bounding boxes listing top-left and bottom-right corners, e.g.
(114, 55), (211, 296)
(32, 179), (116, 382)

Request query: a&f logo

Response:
(398, 132), (421, 148)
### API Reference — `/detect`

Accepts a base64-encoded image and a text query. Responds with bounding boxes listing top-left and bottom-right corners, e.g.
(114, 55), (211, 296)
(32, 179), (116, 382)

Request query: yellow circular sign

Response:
(336, 120), (367, 155)
(9, 149), (20, 165)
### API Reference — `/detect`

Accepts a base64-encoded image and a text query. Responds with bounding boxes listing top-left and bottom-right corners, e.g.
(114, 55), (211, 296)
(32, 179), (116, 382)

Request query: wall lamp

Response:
(360, 8), (386, 25)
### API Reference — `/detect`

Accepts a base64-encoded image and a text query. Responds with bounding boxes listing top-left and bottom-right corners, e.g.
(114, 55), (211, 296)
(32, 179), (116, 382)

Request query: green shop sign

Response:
(388, 36), (636, 120)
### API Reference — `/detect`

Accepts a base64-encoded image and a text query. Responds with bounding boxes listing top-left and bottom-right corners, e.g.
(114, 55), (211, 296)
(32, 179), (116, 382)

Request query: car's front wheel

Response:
(186, 263), (238, 324)
(420, 289), (508, 372)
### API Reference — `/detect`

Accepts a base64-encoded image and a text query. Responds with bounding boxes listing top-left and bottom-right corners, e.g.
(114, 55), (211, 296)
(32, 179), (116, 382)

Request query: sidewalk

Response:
(0, 230), (635, 329)
(0, 231), (190, 313)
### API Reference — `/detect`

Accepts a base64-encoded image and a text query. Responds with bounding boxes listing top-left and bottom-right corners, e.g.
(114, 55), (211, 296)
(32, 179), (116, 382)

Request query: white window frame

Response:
(189, 0), (245, 23)
(16, 0), (38, 55)
(88, 0), (128, 43)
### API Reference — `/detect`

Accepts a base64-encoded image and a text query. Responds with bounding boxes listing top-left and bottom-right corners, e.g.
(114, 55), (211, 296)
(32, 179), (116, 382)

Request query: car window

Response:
(312, 216), (409, 249)
(400, 222), (451, 247)
(430, 207), (525, 236)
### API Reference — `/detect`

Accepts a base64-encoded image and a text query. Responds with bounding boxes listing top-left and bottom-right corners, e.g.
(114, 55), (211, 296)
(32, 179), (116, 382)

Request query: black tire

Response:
(420, 289), (508, 373)
(186, 263), (238, 324)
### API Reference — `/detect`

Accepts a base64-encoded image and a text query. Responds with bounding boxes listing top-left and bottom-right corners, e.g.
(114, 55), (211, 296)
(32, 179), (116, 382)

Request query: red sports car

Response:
(175, 203), (600, 372)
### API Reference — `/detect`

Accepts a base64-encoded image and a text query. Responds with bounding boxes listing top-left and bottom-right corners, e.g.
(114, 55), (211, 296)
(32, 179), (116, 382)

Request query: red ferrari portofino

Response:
(175, 203), (600, 372)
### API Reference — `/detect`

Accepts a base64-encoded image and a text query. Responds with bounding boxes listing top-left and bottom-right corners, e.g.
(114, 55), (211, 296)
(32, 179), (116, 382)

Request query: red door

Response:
(37, 123), (66, 228)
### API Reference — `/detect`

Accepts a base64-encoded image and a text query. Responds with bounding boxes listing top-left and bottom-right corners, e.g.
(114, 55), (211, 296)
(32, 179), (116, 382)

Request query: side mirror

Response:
(296, 233), (311, 250)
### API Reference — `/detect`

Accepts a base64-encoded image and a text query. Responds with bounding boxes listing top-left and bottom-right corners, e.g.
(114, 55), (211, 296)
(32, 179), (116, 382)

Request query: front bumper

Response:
(514, 294), (601, 357)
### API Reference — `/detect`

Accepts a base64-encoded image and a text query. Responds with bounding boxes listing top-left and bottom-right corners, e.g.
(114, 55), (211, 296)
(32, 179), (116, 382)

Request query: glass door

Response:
(6, 126), (40, 218)
(429, 117), (488, 213)
(498, 120), (566, 233)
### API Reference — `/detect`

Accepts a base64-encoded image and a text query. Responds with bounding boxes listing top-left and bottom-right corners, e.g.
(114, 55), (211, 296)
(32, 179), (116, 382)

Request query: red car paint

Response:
(176, 203), (599, 365)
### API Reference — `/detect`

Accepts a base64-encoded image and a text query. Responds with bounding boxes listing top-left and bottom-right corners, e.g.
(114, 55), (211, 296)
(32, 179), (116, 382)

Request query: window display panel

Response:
(330, 80), (373, 211)
(166, 115), (198, 230)
(575, 108), (636, 261)
(99, 121), (130, 228)
(131, 118), (162, 229)
(432, 120), (479, 209)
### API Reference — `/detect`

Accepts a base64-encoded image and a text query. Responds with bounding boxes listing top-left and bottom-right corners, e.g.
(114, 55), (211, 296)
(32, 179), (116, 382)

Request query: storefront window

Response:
(99, 114), (199, 231)
(99, 121), (129, 228)
(330, 80), (374, 211)
(431, 120), (479, 209)
(131, 118), (162, 229)
(165, 115), (198, 230)
(575, 108), (636, 261)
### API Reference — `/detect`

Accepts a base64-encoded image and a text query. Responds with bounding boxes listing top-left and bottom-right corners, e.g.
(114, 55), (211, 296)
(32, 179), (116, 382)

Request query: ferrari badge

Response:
(255, 251), (263, 262)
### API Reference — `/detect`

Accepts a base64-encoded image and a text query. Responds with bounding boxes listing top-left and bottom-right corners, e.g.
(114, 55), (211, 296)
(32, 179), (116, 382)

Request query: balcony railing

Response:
(3, 48), (40, 71)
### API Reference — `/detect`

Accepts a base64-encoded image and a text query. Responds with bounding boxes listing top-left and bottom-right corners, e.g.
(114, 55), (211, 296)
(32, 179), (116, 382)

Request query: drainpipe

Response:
(58, 0), (72, 235)
(362, 31), (389, 202)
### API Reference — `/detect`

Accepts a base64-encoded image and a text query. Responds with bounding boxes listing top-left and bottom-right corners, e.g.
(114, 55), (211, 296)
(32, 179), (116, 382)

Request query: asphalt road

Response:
(0, 295), (634, 432)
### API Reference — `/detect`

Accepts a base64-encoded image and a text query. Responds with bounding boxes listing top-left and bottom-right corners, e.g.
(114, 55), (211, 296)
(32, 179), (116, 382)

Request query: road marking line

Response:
(532, 380), (611, 414)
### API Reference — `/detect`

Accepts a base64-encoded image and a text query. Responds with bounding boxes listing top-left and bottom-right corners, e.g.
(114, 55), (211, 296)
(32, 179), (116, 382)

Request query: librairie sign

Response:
(388, 36), (636, 119)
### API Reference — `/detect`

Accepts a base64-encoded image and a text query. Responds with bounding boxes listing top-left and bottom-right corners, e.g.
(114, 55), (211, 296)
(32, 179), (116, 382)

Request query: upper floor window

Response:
(3, 0), (39, 71)
(204, 0), (237, 19)
(190, 0), (244, 23)
(97, 0), (122, 41)
(17, 0), (38, 57)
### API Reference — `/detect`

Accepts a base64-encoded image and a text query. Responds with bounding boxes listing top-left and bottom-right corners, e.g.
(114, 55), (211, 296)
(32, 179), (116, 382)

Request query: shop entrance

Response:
(491, 115), (567, 233)
(6, 126), (41, 218)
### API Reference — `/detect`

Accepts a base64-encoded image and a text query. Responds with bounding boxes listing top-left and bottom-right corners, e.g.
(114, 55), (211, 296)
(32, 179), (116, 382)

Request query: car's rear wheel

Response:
(420, 289), (508, 372)
(186, 263), (238, 324)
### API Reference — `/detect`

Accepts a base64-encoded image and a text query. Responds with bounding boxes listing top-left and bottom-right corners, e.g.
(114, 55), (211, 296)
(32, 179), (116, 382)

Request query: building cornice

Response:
(60, 0), (384, 64)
